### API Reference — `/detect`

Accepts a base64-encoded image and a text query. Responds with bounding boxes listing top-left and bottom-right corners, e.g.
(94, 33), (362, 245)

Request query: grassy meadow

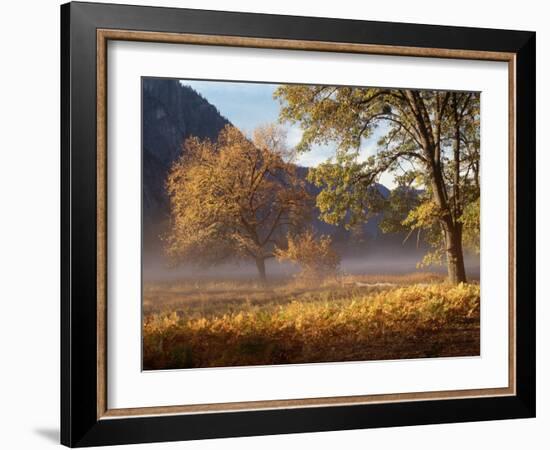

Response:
(142, 273), (480, 370)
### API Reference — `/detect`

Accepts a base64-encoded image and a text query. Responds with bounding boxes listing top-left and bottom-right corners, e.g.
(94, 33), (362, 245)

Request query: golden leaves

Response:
(274, 229), (340, 280)
(164, 124), (312, 273)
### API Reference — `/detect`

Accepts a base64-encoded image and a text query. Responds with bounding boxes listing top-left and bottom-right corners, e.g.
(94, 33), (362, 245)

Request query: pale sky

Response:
(181, 79), (395, 188)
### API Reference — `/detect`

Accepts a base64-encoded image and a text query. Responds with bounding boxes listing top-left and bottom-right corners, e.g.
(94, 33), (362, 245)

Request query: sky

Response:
(181, 79), (395, 188)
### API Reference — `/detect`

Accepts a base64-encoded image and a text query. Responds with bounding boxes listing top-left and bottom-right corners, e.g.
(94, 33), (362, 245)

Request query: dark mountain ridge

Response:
(143, 78), (230, 234)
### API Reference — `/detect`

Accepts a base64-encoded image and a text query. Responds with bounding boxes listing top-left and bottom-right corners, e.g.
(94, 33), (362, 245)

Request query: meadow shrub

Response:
(275, 229), (340, 280)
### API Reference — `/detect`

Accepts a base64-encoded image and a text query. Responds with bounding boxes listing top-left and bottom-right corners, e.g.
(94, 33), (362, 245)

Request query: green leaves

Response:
(276, 85), (480, 276)
(308, 155), (385, 229)
(275, 85), (389, 153)
(460, 198), (480, 254)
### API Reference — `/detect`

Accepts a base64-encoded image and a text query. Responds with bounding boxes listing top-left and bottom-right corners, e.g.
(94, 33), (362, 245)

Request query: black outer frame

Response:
(60, 1), (536, 447)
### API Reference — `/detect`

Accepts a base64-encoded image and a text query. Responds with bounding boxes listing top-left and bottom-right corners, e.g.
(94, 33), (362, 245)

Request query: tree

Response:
(274, 229), (340, 280)
(164, 124), (311, 282)
(275, 86), (480, 283)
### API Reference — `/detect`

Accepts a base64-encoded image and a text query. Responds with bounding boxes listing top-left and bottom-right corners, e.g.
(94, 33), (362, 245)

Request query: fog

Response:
(143, 248), (480, 283)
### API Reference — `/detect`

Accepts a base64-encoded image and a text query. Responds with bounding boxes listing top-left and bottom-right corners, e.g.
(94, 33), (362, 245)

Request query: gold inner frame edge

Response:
(96, 28), (517, 420)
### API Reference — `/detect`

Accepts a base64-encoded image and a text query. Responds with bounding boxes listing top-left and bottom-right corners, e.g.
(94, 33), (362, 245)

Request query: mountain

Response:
(142, 78), (229, 245)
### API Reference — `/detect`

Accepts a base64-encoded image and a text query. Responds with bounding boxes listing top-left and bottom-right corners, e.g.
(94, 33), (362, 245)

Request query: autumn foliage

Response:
(274, 229), (340, 280)
(143, 279), (480, 369)
(164, 124), (311, 281)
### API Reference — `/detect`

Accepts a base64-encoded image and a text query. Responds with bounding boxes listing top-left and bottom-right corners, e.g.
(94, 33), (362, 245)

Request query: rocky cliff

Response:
(142, 78), (229, 246)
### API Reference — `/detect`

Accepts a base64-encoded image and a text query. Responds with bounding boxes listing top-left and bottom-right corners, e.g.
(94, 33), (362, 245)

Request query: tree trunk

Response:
(443, 222), (467, 284)
(428, 157), (467, 285)
(255, 257), (267, 284)
(408, 95), (468, 285)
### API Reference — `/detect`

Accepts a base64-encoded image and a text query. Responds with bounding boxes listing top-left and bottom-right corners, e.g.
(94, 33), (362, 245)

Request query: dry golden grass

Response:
(143, 274), (480, 370)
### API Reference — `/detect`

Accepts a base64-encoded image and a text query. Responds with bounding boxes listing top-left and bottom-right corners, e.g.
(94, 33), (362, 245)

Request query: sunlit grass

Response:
(143, 274), (480, 369)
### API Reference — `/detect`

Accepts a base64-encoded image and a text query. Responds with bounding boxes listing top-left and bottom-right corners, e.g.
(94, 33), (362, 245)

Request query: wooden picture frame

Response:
(61, 1), (535, 447)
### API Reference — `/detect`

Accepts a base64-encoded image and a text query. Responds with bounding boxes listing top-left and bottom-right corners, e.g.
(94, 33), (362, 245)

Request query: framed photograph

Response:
(61, 1), (535, 447)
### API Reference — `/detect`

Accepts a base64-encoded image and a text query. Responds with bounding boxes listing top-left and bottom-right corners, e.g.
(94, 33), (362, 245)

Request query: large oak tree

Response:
(275, 86), (480, 283)
(165, 124), (311, 282)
